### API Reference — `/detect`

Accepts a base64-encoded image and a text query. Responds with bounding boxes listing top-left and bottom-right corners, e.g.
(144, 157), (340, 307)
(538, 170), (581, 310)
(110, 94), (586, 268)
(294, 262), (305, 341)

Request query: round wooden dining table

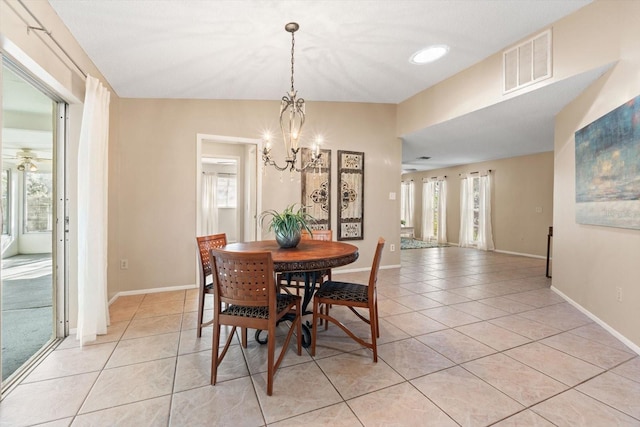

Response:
(221, 239), (359, 347)
(222, 239), (359, 272)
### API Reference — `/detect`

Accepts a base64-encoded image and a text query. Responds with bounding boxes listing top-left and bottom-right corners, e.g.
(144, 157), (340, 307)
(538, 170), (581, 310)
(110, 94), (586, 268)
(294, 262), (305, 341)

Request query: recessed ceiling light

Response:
(410, 45), (449, 64)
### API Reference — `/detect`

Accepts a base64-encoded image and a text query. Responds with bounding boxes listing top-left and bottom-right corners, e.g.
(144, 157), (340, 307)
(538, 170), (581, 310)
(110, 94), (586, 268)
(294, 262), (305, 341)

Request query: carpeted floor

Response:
(400, 237), (450, 250)
(1, 254), (53, 380)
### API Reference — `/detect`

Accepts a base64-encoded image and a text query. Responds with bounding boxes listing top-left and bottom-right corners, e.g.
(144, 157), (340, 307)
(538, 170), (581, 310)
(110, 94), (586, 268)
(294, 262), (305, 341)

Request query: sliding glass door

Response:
(1, 59), (67, 389)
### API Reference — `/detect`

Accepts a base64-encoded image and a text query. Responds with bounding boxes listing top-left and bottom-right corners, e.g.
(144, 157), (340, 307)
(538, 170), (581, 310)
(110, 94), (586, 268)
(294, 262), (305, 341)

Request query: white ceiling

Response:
(2, 66), (55, 161)
(44, 0), (599, 172)
(401, 64), (614, 171)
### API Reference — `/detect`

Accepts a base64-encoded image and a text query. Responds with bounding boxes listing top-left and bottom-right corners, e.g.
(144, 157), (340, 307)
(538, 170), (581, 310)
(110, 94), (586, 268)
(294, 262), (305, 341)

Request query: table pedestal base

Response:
(255, 320), (312, 348)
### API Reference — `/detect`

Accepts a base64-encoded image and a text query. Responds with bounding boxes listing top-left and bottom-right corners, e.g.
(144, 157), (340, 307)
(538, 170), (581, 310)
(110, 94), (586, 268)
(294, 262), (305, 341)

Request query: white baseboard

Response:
(443, 244), (546, 260)
(334, 264), (402, 275)
(494, 249), (545, 260)
(108, 283), (197, 305)
(551, 285), (640, 356)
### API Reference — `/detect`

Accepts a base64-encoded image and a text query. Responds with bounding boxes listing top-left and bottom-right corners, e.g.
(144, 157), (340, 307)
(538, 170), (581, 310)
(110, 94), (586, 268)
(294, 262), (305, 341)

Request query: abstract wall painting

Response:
(575, 95), (640, 230)
(337, 150), (364, 240)
(301, 148), (331, 230)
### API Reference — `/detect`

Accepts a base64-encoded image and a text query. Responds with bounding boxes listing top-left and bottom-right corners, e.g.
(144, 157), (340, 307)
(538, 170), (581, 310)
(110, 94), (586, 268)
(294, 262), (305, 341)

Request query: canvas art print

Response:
(575, 95), (640, 229)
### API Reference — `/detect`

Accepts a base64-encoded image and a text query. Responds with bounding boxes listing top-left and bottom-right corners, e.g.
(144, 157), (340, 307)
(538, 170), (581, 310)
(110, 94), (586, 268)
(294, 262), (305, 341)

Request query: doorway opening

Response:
(202, 157), (240, 242)
(196, 134), (262, 243)
(1, 59), (67, 392)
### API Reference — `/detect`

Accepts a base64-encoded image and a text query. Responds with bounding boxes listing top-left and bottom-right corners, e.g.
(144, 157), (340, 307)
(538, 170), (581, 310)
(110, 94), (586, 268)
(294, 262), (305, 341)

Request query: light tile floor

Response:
(1, 247), (639, 426)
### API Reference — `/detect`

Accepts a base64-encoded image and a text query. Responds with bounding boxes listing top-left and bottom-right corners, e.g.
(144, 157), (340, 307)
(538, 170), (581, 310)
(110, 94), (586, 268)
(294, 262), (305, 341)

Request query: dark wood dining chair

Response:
(311, 237), (385, 362)
(196, 233), (227, 338)
(209, 248), (302, 396)
(302, 229), (332, 241)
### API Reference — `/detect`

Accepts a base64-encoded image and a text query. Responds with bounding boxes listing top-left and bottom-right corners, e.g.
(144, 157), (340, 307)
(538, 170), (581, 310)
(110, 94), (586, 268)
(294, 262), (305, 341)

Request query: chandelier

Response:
(262, 22), (322, 173)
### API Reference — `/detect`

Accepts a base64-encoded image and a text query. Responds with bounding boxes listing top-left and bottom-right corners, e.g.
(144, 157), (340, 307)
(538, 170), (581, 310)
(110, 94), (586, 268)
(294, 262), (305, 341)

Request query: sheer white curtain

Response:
(477, 172), (495, 251)
(77, 75), (111, 346)
(202, 172), (218, 235)
(423, 178), (448, 243)
(436, 179), (448, 244)
(401, 181), (414, 227)
(421, 181), (435, 241)
(459, 174), (474, 248)
(459, 172), (494, 250)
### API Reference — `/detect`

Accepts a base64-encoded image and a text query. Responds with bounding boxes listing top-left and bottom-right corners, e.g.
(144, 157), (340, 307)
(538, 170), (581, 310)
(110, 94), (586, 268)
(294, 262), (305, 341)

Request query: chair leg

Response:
(370, 304), (378, 363)
(211, 323), (221, 385)
(267, 322), (276, 396)
(324, 303), (330, 331)
(311, 296), (319, 357)
(296, 302), (302, 355)
(197, 290), (205, 338)
(241, 327), (248, 348)
(375, 299), (380, 338)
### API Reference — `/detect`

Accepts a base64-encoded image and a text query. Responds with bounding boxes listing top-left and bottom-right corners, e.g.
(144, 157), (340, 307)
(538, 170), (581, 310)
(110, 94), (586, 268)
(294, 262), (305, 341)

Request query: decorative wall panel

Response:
(337, 150), (364, 240)
(301, 148), (331, 230)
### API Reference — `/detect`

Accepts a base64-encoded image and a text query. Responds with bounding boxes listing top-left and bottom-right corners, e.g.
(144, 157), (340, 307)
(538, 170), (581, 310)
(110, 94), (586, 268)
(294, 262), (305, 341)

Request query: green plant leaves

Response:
(259, 203), (316, 236)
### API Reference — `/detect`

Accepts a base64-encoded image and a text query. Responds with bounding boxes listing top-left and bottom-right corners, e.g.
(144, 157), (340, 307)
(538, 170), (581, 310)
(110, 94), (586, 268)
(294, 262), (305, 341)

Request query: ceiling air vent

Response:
(503, 29), (552, 93)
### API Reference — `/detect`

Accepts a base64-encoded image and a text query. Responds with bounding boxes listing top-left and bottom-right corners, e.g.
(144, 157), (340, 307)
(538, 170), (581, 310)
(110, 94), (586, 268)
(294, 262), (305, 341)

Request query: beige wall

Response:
(403, 152), (554, 257)
(553, 0), (640, 347)
(396, 0), (640, 348)
(396, 0), (620, 139)
(3, 0), (638, 349)
(113, 99), (402, 298)
(1, 1), (401, 323)
(1, 0), (120, 329)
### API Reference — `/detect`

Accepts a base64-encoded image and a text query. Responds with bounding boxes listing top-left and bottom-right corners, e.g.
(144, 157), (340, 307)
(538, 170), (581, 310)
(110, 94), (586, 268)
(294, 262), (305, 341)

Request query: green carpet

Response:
(400, 237), (449, 250)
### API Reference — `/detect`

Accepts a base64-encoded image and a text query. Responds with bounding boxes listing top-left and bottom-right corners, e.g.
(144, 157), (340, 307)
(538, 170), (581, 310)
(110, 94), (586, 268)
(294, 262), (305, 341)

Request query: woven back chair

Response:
(196, 233), (227, 338)
(279, 229), (333, 297)
(209, 248), (302, 396)
(311, 238), (385, 361)
(301, 229), (332, 241)
(304, 228), (333, 283)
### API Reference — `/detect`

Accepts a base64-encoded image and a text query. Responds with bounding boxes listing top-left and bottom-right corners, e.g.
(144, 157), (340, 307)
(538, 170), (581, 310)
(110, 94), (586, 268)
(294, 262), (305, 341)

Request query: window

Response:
(459, 172), (494, 251)
(2, 169), (10, 235)
(472, 176), (480, 243)
(432, 181), (440, 237)
(216, 174), (237, 208)
(422, 178), (447, 243)
(24, 171), (53, 232)
(400, 181), (414, 226)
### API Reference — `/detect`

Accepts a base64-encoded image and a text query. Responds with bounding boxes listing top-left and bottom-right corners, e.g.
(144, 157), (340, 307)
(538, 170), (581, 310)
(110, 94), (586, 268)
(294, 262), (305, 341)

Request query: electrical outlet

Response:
(120, 259), (129, 270)
(535, 206), (543, 213)
(390, 244), (395, 252)
(616, 287), (622, 302)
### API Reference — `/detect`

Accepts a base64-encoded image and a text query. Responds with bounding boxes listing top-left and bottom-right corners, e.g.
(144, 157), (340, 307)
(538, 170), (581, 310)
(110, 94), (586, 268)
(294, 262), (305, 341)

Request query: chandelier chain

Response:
(290, 31), (295, 93)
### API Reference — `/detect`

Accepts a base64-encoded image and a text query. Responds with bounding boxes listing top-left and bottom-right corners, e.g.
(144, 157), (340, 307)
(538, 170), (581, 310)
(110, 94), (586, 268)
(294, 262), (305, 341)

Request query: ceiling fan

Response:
(6, 149), (52, 172)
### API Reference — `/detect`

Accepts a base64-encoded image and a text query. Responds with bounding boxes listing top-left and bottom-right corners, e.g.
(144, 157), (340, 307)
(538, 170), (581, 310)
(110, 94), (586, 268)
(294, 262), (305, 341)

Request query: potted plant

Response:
(260, 204), (315, 248)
